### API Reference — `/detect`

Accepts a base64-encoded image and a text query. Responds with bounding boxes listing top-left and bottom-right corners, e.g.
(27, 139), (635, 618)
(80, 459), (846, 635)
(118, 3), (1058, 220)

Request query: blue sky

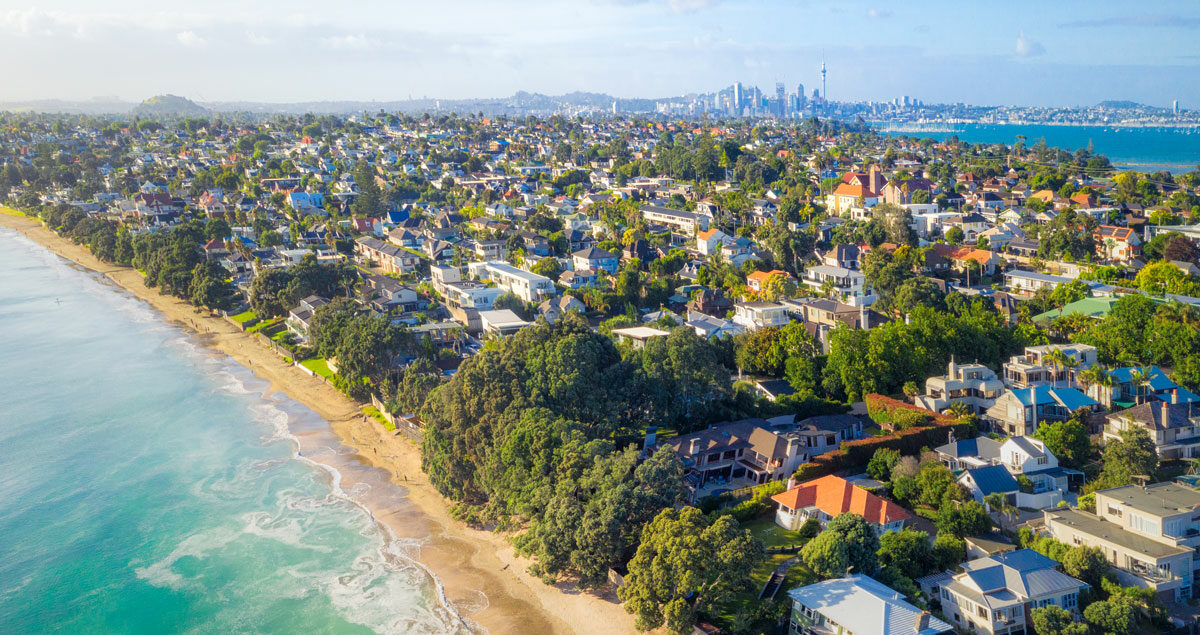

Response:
(1, 0), (1198, 107)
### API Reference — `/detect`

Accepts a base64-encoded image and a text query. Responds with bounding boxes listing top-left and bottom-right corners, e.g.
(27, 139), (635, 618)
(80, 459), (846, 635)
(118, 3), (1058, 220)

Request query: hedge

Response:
(866, 393), (956, 430)
(790, 394), (974, 483)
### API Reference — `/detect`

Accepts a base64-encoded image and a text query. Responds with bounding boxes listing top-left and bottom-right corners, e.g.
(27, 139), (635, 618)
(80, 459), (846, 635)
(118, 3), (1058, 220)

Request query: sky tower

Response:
(820, 58), (827, 102)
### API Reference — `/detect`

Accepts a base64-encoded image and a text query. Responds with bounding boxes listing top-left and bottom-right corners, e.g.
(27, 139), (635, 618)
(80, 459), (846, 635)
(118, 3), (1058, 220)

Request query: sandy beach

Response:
(0, 209), (639, 635)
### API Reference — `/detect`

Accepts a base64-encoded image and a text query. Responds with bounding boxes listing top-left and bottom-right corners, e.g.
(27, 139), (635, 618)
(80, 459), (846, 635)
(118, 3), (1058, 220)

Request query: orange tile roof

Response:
(772, 475), (910, 524)
(697, 228), (720, 240)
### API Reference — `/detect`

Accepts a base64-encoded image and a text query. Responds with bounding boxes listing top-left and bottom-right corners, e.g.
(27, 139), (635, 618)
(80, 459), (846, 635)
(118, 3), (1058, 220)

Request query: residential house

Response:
(1004, 270), (1076, 295)
(696, 228), (728, 256)
(285, 295), (329, 343)
(1087, 365), (1200, 409)
(354, 236), (421, 275)
(1002, 344), (1098, 389)
(1045, 482), (1200, 602)
(985, 385), (1099, 436)
(686, 311), (744, 339)
(478, 309), (529, 338)
(732, 302), (789, 331)
(689, 288), (734, 316)
(791, 414), (864, 457)
(537, 295), (586, 324)
(571, 246), (620, 274)
(957, 464), (1020, 505)
(1105, 399), (1200, 460)
(610, 326), (670, 349)
(939, 550), (1087, 634)
(788, 575), (952, 635)
(936, 435), (1005, 471)
(746, 269), (793, 293)
(825, 166), (886, 215)
(802, 264), (874, 305)
(771, 474), (910, 535)
(662, 419), (808, 497)
(915, 357), (1006, 415)
(1095, 225), (1141, 261)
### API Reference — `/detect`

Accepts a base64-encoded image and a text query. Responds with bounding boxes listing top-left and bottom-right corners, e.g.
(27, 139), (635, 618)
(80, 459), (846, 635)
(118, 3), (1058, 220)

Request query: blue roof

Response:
(1013, 385), (1097, 411)
(964, 464), (1020, 496)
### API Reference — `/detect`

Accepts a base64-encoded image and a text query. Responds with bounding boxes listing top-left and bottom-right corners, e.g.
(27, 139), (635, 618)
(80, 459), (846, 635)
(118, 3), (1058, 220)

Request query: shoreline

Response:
(0, 210), (638, 635)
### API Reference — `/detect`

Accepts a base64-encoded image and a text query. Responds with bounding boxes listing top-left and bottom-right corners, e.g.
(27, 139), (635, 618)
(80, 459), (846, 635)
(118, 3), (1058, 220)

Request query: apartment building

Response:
(1044, 482), (1200, 602)
(639, 204), (708, 235)
(939, 550), (1087, 635)
(467, 260), (556, 303)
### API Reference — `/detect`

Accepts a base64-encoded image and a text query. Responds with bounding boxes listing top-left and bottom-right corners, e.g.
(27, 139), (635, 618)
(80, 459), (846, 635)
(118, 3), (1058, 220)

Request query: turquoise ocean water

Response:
(876, 123), (1200, 172)
(0, 228), (469, 634)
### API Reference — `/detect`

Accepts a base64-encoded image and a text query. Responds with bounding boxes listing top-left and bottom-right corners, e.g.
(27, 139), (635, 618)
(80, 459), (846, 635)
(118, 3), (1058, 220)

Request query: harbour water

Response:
(876, 123), (1200, 173)
(0, 228), (466, 634)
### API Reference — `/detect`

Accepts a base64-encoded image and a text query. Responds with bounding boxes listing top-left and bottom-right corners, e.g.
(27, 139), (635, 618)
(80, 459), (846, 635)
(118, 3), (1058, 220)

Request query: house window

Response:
(942, 589), (951, 601)
(977, 606), (988, 618)
(1063, 593), (1077, 610)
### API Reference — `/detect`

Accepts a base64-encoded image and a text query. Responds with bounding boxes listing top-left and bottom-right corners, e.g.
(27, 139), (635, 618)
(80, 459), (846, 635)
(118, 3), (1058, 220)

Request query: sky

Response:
(1, 0), (1199, 107)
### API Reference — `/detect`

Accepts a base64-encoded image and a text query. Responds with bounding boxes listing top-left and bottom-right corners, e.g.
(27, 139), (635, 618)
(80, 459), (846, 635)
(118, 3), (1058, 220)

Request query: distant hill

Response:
(1096, 100), (1144, 109)
(133, 94), (208, 116)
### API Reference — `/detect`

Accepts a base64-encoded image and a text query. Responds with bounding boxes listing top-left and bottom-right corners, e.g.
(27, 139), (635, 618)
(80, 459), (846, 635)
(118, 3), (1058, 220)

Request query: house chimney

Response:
(859, 302), (866, 329)
(915, 611), (931, 631)
(643, 426), (658, 452)
(689, 438), (701, 455)
(1162, 399), (1171, 424)
(869, 164), (883, 195)
(1172, 389), (1179, 404)
(786, 476), (797, 490)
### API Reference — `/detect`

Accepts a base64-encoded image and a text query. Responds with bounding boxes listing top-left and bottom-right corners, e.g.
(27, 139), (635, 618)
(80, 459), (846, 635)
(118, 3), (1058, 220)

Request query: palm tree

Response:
(1129, 367), (1153, 405)
(1078, 364), (1113, 403)
(1042, 348), (1067, 388)
(984, 492), (1019, 532)
(1060, 355), (1080, 389)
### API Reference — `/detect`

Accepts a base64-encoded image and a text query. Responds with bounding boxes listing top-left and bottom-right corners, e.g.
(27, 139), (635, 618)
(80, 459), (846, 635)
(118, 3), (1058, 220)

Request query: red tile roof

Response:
(772, 474), (910, 524)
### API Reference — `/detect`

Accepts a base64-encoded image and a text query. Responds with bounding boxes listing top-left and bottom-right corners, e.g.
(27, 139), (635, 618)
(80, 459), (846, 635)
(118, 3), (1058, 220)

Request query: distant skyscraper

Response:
(775, 82), (785, 116)
(733, 82), (744, 110)
(820, 59), (827, 102)
(1174, 100), (1180, 114)
(796, 83), (806, 106)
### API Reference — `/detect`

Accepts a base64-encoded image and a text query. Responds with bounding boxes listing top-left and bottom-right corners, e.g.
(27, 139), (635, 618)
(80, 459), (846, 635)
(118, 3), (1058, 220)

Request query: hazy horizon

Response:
(2, 0), (1199, 109)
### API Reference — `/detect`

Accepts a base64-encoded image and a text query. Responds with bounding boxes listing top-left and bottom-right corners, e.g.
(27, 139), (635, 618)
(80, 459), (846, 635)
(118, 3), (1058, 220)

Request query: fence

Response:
(371, 394), (422, 442)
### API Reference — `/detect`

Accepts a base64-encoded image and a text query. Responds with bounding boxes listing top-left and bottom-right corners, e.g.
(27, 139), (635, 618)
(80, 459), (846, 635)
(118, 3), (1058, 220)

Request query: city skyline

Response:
(1, 1), (1200, 108)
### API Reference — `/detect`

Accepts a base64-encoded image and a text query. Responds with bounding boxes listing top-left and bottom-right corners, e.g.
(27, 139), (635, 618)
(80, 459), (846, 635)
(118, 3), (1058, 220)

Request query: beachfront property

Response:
(285, 295), (330, 343)
(938, 549), (1087, 635)
(787, 575), (951, 635)
(771, 474), (910, 535)
(660, 418), (809, 498)
(1044, 482), (1200, 602)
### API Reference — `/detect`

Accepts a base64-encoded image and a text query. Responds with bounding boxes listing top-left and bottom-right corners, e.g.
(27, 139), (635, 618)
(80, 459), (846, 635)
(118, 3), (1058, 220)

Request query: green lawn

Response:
(741, 516), (810, 550)
(301, 358), (336, 380)
(363, 406), (395, 431)
(247, 317), (281, 334)
(0, 205), (25, 217)
(229, 309), (257, 324)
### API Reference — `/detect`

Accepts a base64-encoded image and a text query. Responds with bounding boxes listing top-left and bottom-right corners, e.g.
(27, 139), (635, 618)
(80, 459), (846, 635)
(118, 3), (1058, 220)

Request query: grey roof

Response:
(1006, 436), (1045, 459)
(936, 436), (1002, 460)
(1045, 508), (1193, 560)
(1097, 482), (1200, 518)
(949, 549), (1087, 609)
(788, 575), (952, 635)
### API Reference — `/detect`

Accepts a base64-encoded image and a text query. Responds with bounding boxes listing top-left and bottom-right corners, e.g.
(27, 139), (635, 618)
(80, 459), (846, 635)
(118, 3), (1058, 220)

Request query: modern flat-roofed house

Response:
(915, 356), (1006, 415)
(1044, 482), (1200, 602)
(938, 549), (1087, 635)
(639, 204), (708, 235)
(1002, 344), (1098, 389)
(468, 260), (556, 303)
(986, 385), (1099, 436)
(1004, 270), (1075, 295)
(478, 309), (529, 338)
(788, 575), (952, 635)
(771, 474), (910, 534)
(610, 326), (670, 349)
(1105, 399), (1200, 460)
(732, 301), (789, 331)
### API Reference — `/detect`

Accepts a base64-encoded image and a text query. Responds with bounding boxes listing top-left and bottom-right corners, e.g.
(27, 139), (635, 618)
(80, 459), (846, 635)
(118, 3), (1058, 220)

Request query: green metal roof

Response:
(1033, 297), (1121, 323)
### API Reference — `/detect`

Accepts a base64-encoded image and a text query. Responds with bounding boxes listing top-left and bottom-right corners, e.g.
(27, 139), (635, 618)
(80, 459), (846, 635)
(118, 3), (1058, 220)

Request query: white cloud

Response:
(246, 31), (274, 46)
(1015, 31), (1045, 57)
(866, 8), (893, 19)
(320, 34), (376, 50)
(667, 0), (716, 14)
(176, 30), (206, 47)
